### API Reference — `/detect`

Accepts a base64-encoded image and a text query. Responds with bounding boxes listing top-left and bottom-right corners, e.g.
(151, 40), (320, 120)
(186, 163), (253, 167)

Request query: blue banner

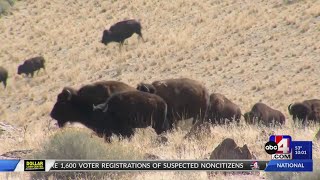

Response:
(291, 141), (312, 160)
(0, 160), (20, 172)
(265, 159), (313, 172)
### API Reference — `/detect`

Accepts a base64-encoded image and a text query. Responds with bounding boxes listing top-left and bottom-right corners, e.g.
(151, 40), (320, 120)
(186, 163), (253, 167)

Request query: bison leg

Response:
(120, 128), (135, 139)
(137, 31), (144, 42)
(192, 118), (197, 124)
(104, 136), (112, 143)
(3, 80), (6, 88)
(102, 130), (113, 143)
(119, 41), (124, 51)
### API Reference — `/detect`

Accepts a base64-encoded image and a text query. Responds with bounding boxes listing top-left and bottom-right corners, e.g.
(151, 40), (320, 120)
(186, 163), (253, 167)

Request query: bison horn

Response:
(66, 89), (72, 101)
(288, 104), (292, 114)
(143, 84), (150, 93)
(102, 104), (109, 113)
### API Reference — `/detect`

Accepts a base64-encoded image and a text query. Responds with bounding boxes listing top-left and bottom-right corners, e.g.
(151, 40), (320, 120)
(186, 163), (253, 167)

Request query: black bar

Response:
(49, 160), (269, 171)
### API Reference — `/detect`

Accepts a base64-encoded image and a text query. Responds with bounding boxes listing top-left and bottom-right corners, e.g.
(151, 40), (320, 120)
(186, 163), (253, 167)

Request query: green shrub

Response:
(0, 0), (14, 16)
(29, 128), (143, 180)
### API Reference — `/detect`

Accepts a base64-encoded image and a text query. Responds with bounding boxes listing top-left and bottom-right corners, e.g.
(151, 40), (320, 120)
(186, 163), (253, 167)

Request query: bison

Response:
(207, 93), (241, 124)
(51, 88), (168, 142)
(92, 91), (169, 141)
(0, 66), (8, 88)
(17, 56), (45, 77)
(244, 102), (285, 127)
(50, 81), (136, 128)
(101, 19), (144, 47)
(137, 78), (210, 129)
(77, 80), (136, 105)
(288, 99), (320, 124)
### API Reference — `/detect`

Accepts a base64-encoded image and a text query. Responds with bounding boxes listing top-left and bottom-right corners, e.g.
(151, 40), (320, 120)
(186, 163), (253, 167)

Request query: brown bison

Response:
(0, 66), (8, 88)
(137, 78), (210, 129)
(244, 103), (285, 126)
(207, 93), (241, 124)
(288, 99), (320, 124)
(51, 89), (168, 142)
(77, 81), (136, 105)
(92, 91), (169, 141)
(17, 56), (45, 77)
(101, 19), (144, 47)
(50, 81), (136, 128)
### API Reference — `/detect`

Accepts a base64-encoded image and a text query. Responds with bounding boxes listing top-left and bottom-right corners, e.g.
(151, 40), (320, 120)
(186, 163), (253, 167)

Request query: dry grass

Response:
(0, 0), (320, 179)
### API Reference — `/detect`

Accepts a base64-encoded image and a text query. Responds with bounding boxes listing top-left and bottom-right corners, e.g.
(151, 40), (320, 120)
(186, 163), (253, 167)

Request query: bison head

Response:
(136, 83), (156, 94)
(50, 88), (79, 127)
(17, 65), (24, 75)
(288, 103), (310, 121)
(209, 94), (224, 112)
(243, 112), (258, 124)
(101, 30), (112, 45)
(309, 104), (320, 122)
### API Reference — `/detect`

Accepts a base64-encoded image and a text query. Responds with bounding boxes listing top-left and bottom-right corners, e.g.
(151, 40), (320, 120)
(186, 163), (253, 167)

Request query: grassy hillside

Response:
(0, 0), (320, 179)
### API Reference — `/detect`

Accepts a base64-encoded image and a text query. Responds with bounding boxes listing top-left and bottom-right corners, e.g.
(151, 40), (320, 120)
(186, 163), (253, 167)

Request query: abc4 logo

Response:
(264, 136), (291, 155)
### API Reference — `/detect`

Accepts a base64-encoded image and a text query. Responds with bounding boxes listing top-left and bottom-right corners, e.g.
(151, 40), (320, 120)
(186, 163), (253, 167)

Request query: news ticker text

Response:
(0, 159), (313, 172)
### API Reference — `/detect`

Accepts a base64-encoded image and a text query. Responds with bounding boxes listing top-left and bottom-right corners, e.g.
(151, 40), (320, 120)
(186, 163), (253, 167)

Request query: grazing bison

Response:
(288, 99), (320, 124)
(137, 78), (210, 129)
(0, 66), (8, 88)
(101, 19), (144, 47)
(207, 93), (241, 124)
(50, 81), (136, 128)
(92, 91), (169, 141)
(244, 103), (285, 127)
(51, 89), (168, 142)
(17, 56), (45, 77)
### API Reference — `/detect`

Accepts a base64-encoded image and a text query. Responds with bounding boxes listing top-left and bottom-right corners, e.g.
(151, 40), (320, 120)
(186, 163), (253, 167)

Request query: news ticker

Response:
(0, 159), (313, 172)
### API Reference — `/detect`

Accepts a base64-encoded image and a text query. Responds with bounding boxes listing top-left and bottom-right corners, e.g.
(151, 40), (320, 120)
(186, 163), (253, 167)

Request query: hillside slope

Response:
(0, 0), (320, 178)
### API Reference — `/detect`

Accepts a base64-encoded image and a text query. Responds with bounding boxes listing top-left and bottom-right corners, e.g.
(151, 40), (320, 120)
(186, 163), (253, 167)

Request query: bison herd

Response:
(1, 19), (319, 143)
(0, 56), (46, 88)
(49, 78), (320, 142)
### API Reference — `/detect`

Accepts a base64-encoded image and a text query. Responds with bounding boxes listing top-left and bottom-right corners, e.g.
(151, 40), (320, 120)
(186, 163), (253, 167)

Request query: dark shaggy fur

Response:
(50, 81), (136, 129)
(50, 88), (168, 141)
(0, 66), (8, 88)
(77, 80), (136, 105)
(50, 81), (168, 139)
(207, 93), (241, 124)
(137, 78), (210, 129)
(17, 56), (45, 77)
(288, 99), (320, 124)
(92, 91), (169, 141)
(101, 19), (144, 46)
(244, 102), (285, 127)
